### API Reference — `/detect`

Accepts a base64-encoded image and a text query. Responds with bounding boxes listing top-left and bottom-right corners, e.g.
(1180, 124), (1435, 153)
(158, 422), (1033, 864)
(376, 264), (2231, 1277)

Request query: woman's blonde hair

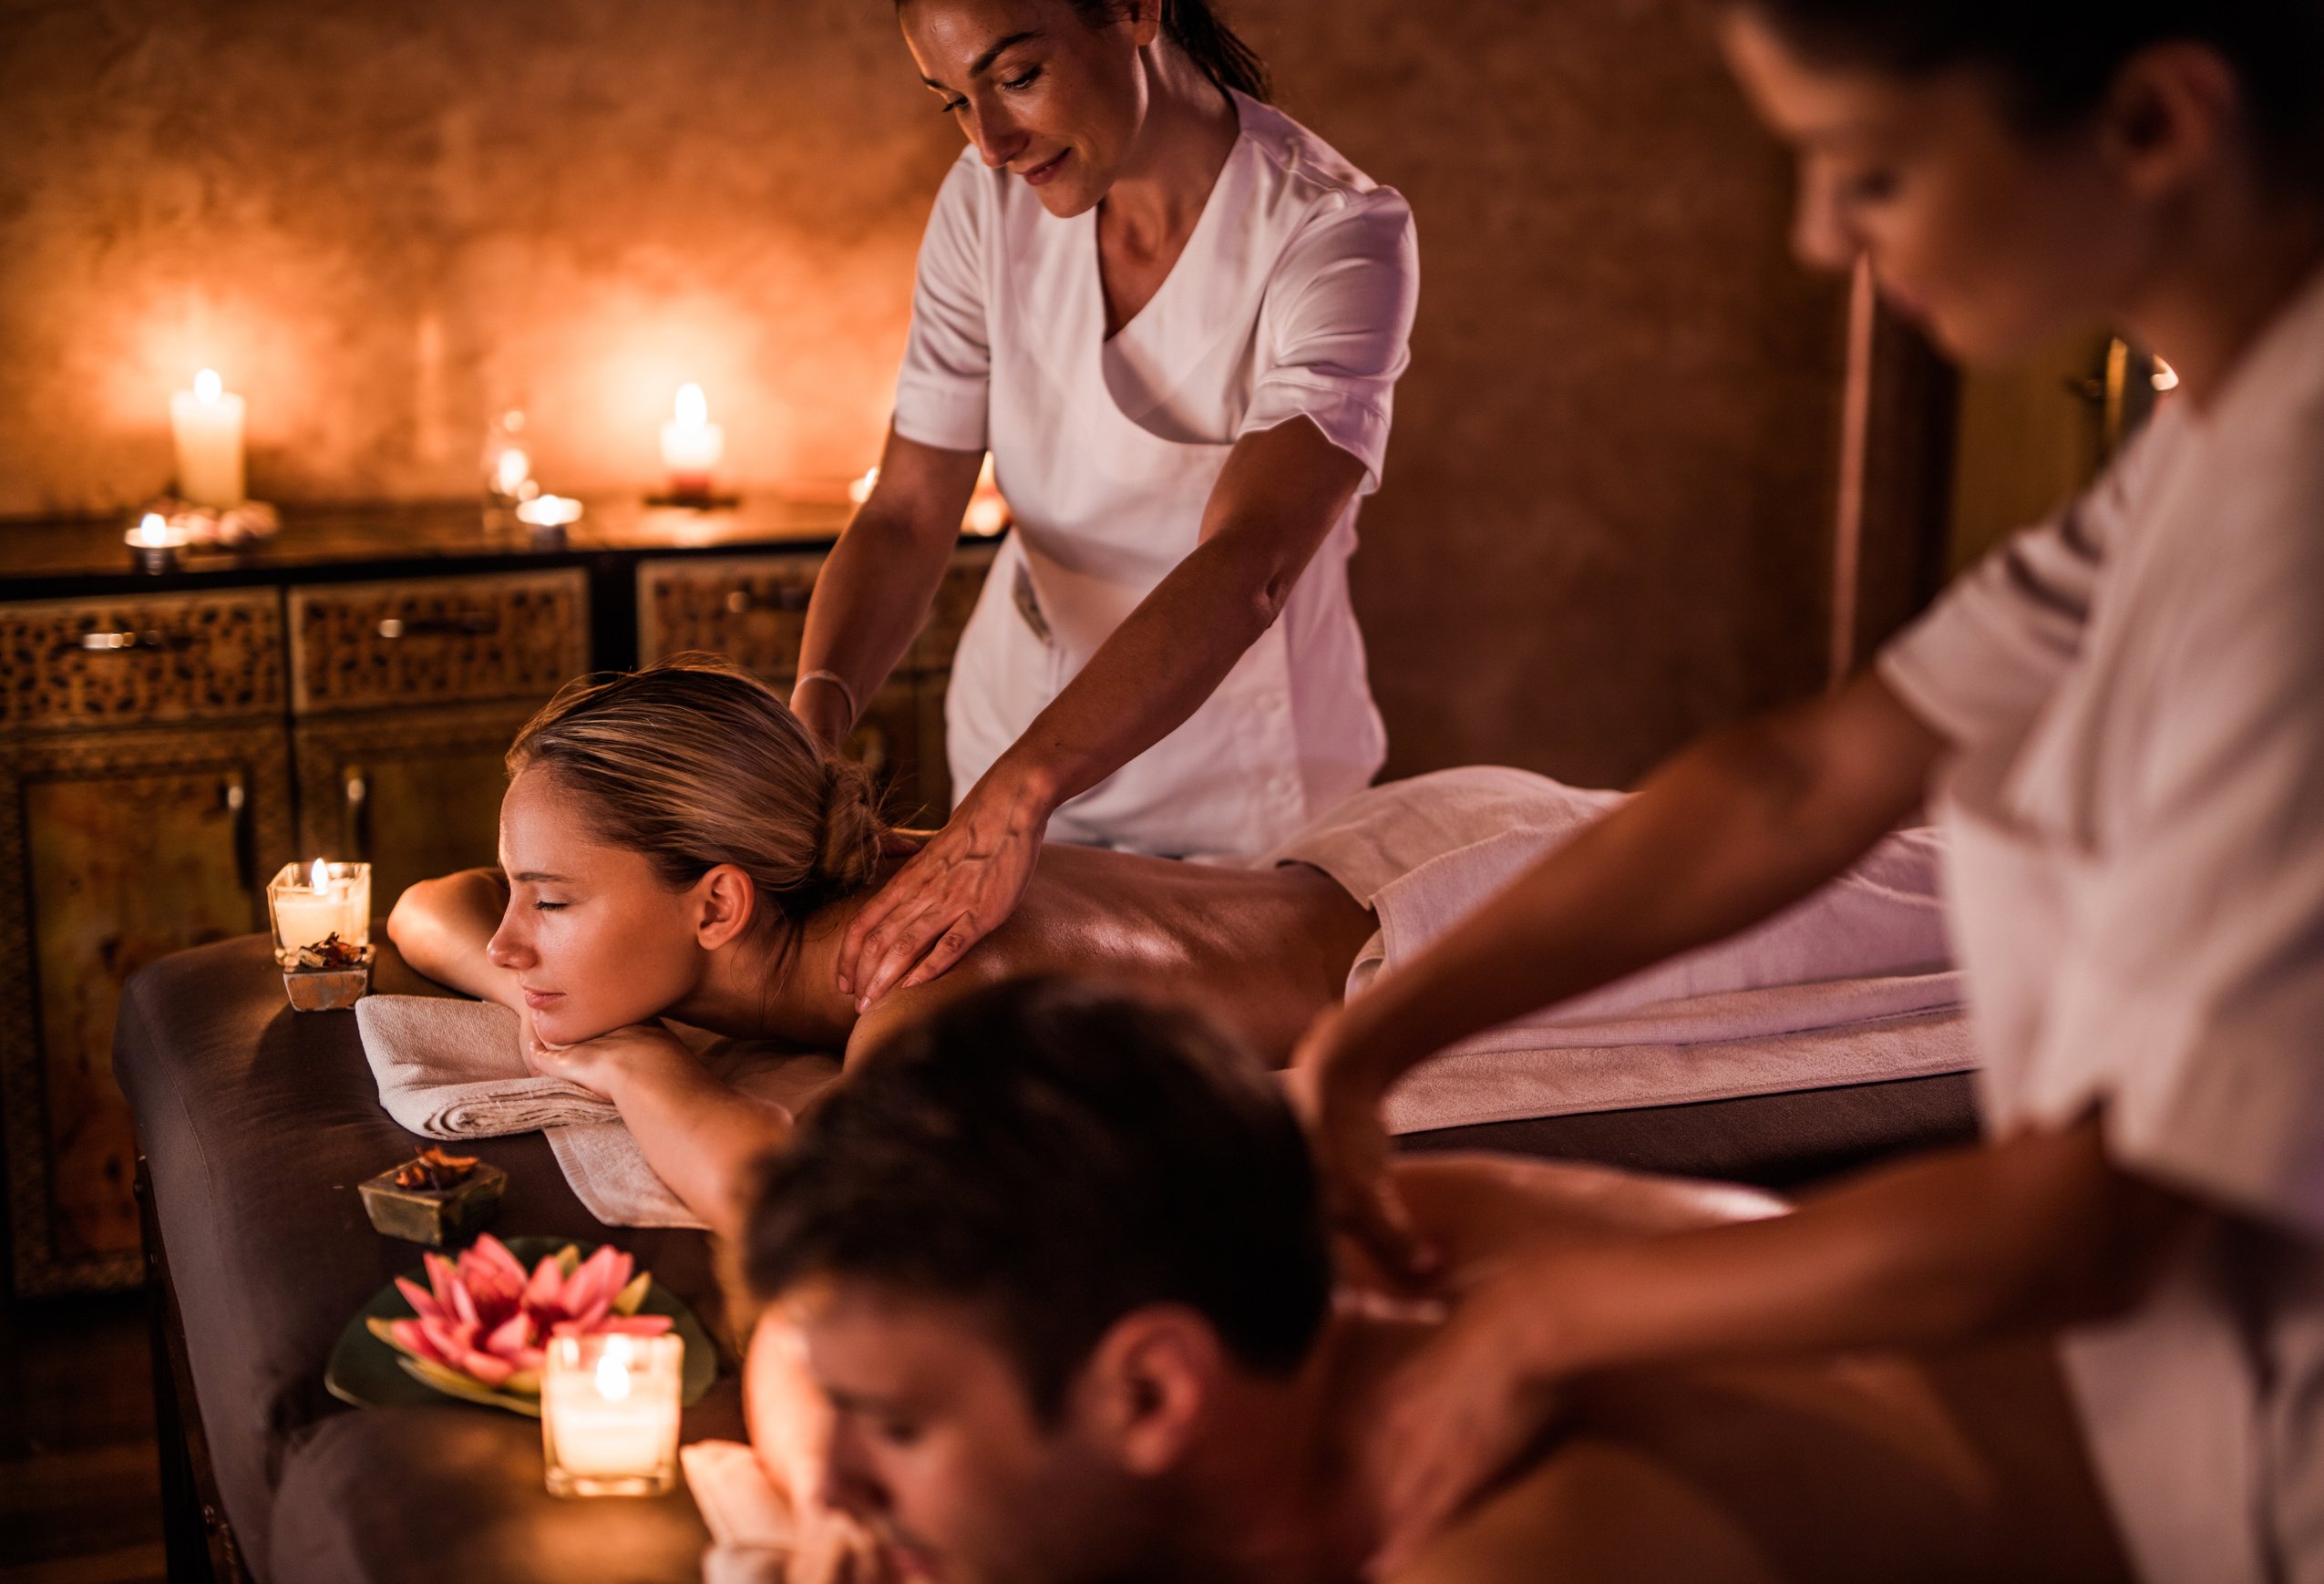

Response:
(508, 654), (887, 931)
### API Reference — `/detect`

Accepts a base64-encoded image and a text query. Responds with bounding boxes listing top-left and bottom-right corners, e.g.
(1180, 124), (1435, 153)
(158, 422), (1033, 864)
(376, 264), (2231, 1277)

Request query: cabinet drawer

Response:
(289, 570), (588, 715)
(636, 553), (823, 683)
(638, 542), (998, 684)
(0, 591), (283, 735)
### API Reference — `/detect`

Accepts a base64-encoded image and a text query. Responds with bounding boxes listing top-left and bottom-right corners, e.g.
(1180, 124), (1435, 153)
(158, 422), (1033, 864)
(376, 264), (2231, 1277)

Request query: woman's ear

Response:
(694, 863), (760, 950)
(1125, 0), (1163, 52)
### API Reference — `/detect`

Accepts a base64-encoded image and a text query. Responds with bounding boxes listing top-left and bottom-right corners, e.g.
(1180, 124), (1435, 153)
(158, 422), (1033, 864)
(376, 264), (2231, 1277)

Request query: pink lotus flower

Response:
(378, 1234), (671, 1396)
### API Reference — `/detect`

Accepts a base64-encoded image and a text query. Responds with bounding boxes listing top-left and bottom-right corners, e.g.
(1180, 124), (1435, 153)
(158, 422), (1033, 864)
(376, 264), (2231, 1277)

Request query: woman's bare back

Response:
(850, 843), (1379, 1063)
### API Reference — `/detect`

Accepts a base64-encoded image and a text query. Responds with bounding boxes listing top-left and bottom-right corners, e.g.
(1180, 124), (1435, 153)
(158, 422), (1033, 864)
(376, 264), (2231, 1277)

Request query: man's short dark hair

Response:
(742, 976), (1333, 1418)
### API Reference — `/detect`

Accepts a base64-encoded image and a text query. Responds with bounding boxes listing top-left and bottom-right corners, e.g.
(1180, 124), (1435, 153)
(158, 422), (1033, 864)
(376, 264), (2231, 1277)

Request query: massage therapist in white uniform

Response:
(1291, 2), (2324, 1579)
(789, 0), (1417, 1009)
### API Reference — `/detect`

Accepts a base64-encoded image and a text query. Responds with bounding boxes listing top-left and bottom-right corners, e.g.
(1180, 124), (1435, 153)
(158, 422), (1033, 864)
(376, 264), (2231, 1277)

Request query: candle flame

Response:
(596, 1335), (634, 1401)
(195, 368), (223, 405)
(309, 858), (329, 891)
(132, 513), (170, 547)
(674, 383), (707, 428)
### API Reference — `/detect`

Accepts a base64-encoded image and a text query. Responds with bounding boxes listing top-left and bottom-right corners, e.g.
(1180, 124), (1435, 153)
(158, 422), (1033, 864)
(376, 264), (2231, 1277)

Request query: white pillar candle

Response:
(170, 369), (247, 508)
(542, 1332), (684, 1497)
(658, 383), (725, 496)
(265, 859), (372, 965)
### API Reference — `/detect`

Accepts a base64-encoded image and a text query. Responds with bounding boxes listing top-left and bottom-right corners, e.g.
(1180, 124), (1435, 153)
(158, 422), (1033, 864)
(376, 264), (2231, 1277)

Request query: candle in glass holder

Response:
(542, 1332), (684, 1497)
(659, 383), (725, 498)
(170, 369), (247, 508)
(266, 859), (372, 966)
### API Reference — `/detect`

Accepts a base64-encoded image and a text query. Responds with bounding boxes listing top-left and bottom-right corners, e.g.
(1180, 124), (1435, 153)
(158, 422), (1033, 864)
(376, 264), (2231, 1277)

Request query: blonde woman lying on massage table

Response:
(387, 653), (1947, 1239)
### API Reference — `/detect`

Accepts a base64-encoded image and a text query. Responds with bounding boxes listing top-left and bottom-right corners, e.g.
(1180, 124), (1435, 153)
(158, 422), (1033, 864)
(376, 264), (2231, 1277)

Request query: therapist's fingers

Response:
(856, 900), (979, 1008)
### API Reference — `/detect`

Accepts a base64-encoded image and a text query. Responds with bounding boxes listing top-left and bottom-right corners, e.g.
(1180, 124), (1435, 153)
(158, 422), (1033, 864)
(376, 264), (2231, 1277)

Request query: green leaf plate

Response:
(324, 1235), (718, 1418)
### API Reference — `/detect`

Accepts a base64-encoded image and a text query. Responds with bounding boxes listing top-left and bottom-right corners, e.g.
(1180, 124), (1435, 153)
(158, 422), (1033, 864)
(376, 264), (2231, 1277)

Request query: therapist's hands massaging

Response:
(1294, 0), (2324, 1571)
(792, 0), (1416, 1013)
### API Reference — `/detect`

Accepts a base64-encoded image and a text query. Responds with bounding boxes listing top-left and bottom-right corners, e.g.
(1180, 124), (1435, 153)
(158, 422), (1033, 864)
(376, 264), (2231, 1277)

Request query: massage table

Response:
(116, 934), (1976, 1583)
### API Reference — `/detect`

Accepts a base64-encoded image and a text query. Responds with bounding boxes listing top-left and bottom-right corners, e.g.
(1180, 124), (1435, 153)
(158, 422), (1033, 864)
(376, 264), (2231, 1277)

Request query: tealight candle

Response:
(170, 369), (247, 509)
(542, 1332), (684, 1497)
(265, 859), (372, 966)
(515, 494), (583, 528)
(658, 383), (725, 499)
(125, 511), (190, 573)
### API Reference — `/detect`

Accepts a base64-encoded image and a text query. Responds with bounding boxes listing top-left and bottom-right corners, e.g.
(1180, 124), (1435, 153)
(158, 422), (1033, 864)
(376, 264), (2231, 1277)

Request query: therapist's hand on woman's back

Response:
(837, 758), (1051, 1007)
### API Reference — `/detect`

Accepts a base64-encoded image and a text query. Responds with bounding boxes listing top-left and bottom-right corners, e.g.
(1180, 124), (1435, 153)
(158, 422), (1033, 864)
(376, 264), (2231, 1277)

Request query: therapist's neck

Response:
(1102, 43), (1239, 249)
(2118, 178), (2324, 409)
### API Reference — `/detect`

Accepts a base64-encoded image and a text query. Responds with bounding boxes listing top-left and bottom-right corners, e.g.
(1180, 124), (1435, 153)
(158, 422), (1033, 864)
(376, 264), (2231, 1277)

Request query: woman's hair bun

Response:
(816, 757), (887, 896)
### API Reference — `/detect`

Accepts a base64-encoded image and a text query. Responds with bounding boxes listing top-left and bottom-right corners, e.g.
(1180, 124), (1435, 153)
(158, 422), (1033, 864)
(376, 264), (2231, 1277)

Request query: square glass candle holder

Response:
(542, 1332), (685, 1497)
(265, 860), (372, 967)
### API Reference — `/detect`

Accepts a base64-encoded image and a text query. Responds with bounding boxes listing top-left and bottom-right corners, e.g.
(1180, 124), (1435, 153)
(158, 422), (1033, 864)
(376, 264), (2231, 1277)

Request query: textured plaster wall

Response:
(0, 0), (1843, 781)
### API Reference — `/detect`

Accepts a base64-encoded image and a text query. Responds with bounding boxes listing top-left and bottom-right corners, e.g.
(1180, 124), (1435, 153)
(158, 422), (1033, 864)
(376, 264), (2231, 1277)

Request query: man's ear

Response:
(693, 863), (759, 951)
(2102, 41), (2241, 201)
(1075, 1307), (1222, 1477)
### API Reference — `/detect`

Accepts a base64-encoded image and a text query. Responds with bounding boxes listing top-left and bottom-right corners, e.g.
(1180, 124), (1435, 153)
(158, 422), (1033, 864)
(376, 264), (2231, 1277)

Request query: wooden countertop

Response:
(0, 496), (880, 600)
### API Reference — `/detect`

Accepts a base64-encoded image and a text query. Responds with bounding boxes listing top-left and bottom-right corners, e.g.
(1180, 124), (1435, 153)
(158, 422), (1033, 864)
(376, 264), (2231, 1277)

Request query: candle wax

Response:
(170, 370), (247, 508)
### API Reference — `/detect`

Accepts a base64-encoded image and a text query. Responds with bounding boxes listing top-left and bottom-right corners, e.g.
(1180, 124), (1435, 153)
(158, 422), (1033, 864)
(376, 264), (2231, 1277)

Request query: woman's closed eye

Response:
(1000, 66), (1040, 92)
(532, 899), (569, 912)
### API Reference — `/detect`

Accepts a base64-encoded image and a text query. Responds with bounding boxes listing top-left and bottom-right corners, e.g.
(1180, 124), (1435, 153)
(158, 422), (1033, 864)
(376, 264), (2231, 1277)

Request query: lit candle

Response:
(542, 1332), (684, 1497)
(963, 454), (1009, 536)
(493, 445), (534, 500)
(659, 383), (725, 498)
(124, 511), (190, 573)
(265, 859), (372, 966)
(515, 494), (583, 528)
(170, 369), (247, 508)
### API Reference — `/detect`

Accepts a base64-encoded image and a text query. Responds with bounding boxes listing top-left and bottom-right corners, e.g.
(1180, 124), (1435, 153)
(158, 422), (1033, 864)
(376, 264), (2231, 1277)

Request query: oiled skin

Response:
(851, 843), (1382, 1065)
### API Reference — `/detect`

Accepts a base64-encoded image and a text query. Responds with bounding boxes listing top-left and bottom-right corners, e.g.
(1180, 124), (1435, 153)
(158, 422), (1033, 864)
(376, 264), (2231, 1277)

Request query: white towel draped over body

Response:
(1263, 767), (1971, 1133)
(355, 996), (838, 1229)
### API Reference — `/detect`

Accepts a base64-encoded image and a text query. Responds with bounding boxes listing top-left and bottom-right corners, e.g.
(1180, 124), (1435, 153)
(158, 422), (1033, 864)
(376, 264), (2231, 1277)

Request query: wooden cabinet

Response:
(636, 542), (995, 824)
(1, 532), (990, 1293)
(288, 571), (589, 914)
(1, 591), (293, 1294)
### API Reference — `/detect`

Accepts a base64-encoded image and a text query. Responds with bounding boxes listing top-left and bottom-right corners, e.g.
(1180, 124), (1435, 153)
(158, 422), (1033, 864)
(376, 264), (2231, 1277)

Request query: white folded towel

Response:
(353, 997), (838, 1229)
(683, 1440), (796, 1584)
(1269, 768), (1974, 1130)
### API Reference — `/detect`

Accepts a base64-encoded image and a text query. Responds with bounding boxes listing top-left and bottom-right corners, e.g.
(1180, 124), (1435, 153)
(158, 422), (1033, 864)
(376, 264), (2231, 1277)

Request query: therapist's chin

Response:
(1023, 149), (1097, 216)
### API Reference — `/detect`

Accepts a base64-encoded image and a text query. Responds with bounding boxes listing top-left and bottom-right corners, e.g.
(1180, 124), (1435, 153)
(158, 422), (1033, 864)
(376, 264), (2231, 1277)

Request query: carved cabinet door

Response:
(293, 701), (540, 914)
(1, 725), (294, 1294)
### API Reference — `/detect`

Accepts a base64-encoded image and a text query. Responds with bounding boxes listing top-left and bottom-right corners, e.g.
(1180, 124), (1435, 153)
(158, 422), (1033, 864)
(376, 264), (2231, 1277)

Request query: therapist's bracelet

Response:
(794, 669), (860, 729)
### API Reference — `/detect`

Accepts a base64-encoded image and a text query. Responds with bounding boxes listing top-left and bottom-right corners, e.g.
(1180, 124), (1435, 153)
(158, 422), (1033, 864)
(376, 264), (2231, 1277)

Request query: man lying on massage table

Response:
(388, 655), (1956, 1237)
(727, 977), (2125, 1584)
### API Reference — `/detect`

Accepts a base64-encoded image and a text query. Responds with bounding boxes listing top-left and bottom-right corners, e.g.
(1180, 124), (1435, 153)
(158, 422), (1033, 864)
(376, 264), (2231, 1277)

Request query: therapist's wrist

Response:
(983, 747), (1066, 826)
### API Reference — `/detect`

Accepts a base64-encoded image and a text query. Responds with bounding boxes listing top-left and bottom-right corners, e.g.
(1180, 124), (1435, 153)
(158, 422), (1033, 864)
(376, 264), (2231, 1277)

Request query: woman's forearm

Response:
(1507, 1117), (2200, 1375)
(602, 1047), (792, 1243)
(1329, 673), (1946, 1091)
(385, 869), (519, 1004)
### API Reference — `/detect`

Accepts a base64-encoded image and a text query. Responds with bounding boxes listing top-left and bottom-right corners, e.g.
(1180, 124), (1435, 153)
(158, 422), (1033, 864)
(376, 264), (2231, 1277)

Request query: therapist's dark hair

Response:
(1074, 0), (1271, 103)
(1740, 0), (2324, 185)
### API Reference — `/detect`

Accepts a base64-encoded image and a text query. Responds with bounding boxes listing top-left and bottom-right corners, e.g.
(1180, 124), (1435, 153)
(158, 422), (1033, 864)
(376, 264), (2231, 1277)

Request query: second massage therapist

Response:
(793, 0), (1418, 1007)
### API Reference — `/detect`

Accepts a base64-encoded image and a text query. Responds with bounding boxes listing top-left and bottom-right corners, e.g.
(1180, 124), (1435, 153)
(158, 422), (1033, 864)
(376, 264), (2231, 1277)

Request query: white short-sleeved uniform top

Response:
(1879, 268), (2324, 1584)
(892, 89), (1418, 857)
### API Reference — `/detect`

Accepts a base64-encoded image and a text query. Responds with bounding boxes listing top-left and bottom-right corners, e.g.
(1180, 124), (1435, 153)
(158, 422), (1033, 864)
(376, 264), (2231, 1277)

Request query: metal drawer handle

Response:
(377, 612), (500, 639)
(723, 586), (812, 615)
(74, 628), (192, 653)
